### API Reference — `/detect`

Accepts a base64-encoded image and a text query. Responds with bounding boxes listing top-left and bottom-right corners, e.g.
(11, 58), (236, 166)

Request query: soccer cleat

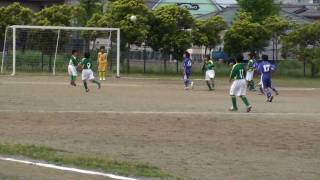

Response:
(229, 107), (238, 112)
(99, 78), (102, 81)
(98, 83), (101, 89)
(267, 96), (274, 102)
(246, 105), (252, 113)
(275, 91), (279, 96)
(85, 88), (90, 92)
(209, 88), (214, 91)
(103, 77), (106, 81)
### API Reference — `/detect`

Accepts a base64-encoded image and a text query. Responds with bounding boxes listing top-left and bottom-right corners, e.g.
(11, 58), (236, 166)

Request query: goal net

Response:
(1, 25), (121, 77)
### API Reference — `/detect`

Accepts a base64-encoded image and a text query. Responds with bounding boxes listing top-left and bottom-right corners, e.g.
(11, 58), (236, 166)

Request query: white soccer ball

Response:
(130, 15), (137, 23)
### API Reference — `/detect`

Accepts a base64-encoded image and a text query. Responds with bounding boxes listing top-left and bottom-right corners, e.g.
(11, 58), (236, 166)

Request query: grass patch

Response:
(0, 143), (174, 179)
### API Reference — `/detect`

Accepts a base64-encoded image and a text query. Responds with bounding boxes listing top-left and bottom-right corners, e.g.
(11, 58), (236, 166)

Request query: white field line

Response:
(0, 81), (140, 87)
(0, 81), (318, 91)
(0, 156), (138, 180)
(1, 109), (320, 116)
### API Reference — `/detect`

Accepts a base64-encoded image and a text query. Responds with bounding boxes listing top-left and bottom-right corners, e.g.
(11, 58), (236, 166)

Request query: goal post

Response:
(1, 25), (121, 77)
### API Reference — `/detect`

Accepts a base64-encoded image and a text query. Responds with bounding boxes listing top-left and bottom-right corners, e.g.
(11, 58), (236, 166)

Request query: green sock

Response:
(252, 81), (256, 89)
(83, 81), (88, 90)
(72, 76), (77, 81)
(70, 76), (73, 81)
(241, 96), (250, 107)
(206, 81), (212, 89)
(231, 96), (238, 109)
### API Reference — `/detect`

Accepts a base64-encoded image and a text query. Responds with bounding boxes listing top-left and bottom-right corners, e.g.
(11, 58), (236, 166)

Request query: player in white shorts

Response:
(229, 54), (252, 112)
(203, 55), (215, 91)
(68, 50), (79, 86)
(80, 52), (101, 92)
(246, 53), (256, 91)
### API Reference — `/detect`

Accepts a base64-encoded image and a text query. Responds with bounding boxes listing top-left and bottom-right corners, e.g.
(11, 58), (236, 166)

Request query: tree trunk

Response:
(303, 59), (306, 77)
(275, 38), (278, 61)
(311, 62), (317, 78)
(49, 54), (52, 72)
(41, 52), (44, 72)
(127, 44), (130, 73)
(272, 39), (275, 61)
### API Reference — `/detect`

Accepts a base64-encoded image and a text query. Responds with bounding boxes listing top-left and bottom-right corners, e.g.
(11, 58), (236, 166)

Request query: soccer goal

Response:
(1, 25), (121, 77)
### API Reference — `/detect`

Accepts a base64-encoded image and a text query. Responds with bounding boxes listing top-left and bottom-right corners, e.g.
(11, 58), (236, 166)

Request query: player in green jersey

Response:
(203, 55), (215, 91)
(229, 54), (252, 112)
(80, 52), (101, 92)
(246, 53), (256, 91)
(68, 50), (79, 86)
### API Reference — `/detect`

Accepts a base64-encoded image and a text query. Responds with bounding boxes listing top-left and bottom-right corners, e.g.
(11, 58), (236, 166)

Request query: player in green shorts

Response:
(80, 52), (101, 92)
(229, 54), (252, 112)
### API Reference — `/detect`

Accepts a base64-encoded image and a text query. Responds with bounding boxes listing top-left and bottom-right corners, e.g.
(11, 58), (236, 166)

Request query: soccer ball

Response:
(130, 15), (137, 23)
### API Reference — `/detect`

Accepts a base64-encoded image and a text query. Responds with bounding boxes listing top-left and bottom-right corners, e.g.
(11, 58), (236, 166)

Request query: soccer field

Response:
(0, 75), (320, 180)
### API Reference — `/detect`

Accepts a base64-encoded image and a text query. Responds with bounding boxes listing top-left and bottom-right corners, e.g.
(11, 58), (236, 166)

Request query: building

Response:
(0, 0), (66, 11)
(276, 0), (320, 4)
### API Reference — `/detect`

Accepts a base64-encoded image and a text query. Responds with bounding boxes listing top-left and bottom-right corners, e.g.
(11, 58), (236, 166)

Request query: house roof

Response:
(152, 0), (220, 19)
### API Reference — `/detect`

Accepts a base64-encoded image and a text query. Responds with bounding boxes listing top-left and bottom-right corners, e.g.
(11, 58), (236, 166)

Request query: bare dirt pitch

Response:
(0, 75), (320, 180)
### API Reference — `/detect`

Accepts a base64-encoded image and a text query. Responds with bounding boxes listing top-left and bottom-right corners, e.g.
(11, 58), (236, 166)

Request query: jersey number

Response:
(239, 69), (244, 79)
(263, 65), (270, 72)
(87, 63), (91, 69)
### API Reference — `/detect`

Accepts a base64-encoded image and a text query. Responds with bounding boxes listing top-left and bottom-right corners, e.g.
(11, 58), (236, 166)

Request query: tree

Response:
(33, 5), (85, 71)
(263, 16), (290, 60)
(35, 5), (85, 26)
(223, 12), (270, 56)
(192, 16), (227, 55)
(237, 0), (279, 22)
(0, 2), (34, 42)
(149, 5), (194, 73)
(282, 22), (320, 77)
(99, 0), (153, 72)
(79, 0), (103, 23)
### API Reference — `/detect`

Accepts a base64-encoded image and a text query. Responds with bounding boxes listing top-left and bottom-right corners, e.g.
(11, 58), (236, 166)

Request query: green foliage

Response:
(33, 5), (85, 55)
(0, 2), (34, 40)
(192, 16), (227, 50)
(282, 21), (320, 77)
(263, 16), (291, 36)
(149, 5), (194, 60)
(237, 0), (279, 22)
(102, 0), (153, 48)
(79, 0), (103, 23)
(0, 143), (174, 179)
(35, 5), (85, 26)
(223, 12), (270, 56)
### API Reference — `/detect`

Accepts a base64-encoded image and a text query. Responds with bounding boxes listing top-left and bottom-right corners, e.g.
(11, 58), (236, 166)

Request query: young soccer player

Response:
(229, 54), (252, 112)
(257, 55), (276, 102)
(80, 52), (101, 92)
(183, 51), (194, 90)
(246, 53), (256, 91)
(68, 50), (79, 86)
(203, 55), (215, 91)
(97, 46), (108, 81)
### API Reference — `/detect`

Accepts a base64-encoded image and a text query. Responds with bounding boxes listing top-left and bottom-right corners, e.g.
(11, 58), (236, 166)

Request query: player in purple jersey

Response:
(183, 51), (194, 90)
(257, 55), (276, 102)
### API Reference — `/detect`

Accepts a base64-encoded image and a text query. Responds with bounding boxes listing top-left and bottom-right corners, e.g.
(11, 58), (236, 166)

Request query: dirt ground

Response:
(0, 160), (111, 180)
(0, 75), (320, 180)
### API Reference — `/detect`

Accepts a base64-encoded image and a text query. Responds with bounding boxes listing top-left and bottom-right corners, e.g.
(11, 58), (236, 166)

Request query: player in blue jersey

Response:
(183, 51), (194, 90)
(257, 55), (276, 102)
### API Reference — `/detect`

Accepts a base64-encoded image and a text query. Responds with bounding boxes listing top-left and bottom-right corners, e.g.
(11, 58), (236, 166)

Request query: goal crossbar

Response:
(1, 25), (121, 77)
